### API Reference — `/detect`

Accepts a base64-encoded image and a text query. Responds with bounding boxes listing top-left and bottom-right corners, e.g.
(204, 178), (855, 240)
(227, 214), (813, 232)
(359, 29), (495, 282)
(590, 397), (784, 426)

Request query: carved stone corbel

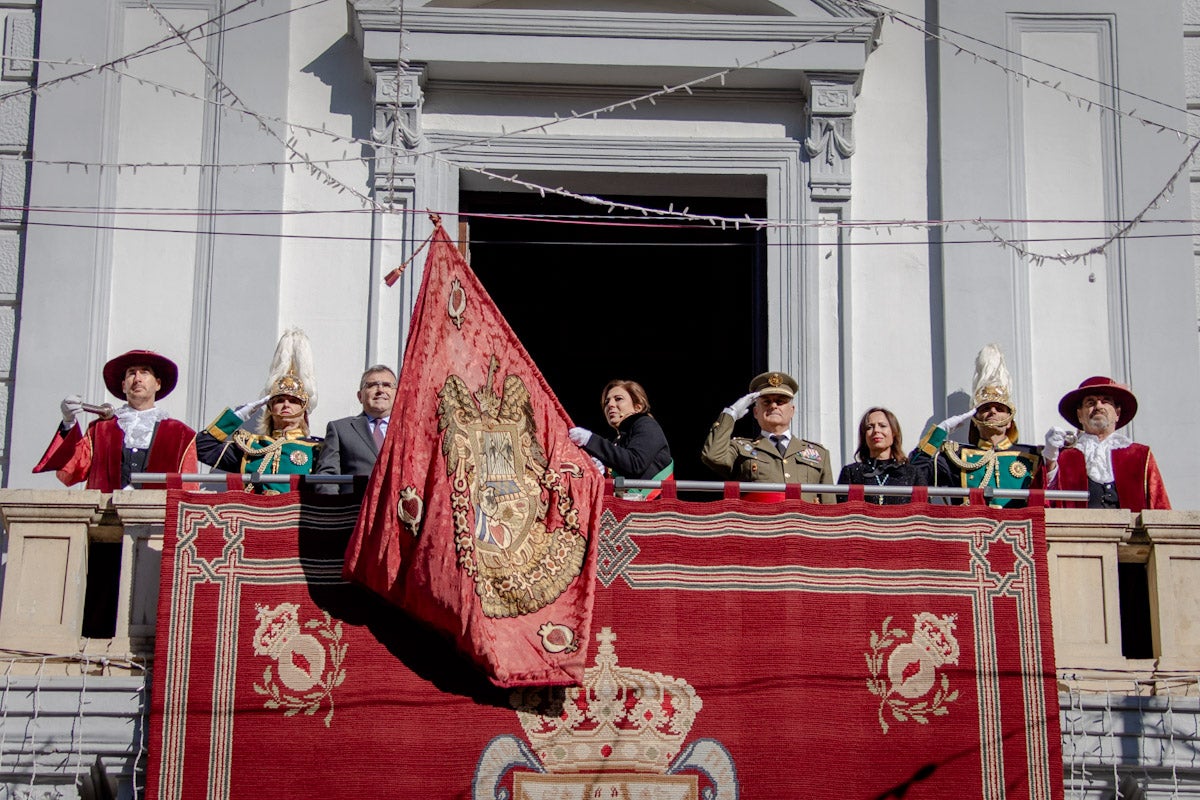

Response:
(804, 75), (858, 202)
(371, 64), (425, 198)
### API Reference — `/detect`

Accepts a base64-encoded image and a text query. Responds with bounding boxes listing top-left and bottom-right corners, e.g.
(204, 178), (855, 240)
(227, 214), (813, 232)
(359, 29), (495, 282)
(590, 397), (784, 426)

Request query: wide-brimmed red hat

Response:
(1058, 376), (1137, 429)
(102, 350), (178, 400)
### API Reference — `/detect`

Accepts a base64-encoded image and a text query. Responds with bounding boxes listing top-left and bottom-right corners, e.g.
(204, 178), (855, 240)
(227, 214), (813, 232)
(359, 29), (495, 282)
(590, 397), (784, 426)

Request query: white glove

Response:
(568, 427), (592, 447)
(937, 407), (977, 432)
(233, 395), (271, 421)
(591, 457), (606, 475)
(60, 394), (83, 428)
(1043, 426), (1071, 462)
(723, 391), (760, 420)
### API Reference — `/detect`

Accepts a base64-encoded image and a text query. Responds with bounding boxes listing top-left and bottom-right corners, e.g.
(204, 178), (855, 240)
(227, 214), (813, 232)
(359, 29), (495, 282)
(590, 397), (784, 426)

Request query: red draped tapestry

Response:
(148, 489), (1063, 800)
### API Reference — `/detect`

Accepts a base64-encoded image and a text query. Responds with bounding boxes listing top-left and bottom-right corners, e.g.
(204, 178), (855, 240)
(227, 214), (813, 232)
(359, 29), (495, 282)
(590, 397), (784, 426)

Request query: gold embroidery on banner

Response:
(448, 278), (467, 329)
(865, 613), (960, 734)
(438, 355), (586, 618)
(397, 485), (424, 536)
(537, 622), (579, 654)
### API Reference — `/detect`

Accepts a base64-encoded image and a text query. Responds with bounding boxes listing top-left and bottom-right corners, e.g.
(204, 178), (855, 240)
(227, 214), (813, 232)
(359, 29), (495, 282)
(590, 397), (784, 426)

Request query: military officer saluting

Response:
(701, 371), (834, 502)
(196, 329), (322, 494)
(910, 344), (1041, 508)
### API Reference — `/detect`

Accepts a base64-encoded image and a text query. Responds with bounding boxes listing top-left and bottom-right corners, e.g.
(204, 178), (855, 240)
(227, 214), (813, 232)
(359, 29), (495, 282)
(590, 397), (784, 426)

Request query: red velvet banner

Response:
(346, 223), (604, 687)
(148, 490), (1063, 800)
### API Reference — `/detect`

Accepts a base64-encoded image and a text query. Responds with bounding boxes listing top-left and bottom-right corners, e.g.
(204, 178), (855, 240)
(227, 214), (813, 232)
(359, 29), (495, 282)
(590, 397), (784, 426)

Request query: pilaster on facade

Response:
(1186, 18), (1200, 342)
(0, 4), (35, 489)
(803, 73), (859, 202)
(371, 64), (425, 202)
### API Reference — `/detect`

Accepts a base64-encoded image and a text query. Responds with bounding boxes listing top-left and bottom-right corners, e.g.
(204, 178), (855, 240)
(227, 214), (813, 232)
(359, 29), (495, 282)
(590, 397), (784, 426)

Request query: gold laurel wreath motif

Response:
(865, 616), (958, 735)
(252, 611), (348, 728)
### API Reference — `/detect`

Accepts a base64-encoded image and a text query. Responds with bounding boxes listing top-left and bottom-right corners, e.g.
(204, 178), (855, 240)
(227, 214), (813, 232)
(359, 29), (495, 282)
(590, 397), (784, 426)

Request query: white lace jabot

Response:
(115, 405), (168, 450)
(1074, 431), (1132, 484)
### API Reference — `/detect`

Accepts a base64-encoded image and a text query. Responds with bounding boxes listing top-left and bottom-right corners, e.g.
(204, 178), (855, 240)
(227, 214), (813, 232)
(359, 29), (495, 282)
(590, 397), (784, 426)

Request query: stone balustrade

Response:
(0, 490), (1195, 689)
(2, 489), (1200, 798)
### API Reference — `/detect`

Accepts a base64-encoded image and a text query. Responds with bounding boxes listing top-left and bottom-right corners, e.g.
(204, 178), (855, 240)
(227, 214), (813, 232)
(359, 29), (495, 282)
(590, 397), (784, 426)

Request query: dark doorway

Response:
(1117, 561), (1154, 659)
(461, 189), (768, 486)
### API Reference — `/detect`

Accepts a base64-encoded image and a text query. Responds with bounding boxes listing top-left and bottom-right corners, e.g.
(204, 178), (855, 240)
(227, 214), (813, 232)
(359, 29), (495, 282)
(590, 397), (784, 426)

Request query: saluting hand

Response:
(724, 391), (760, 420)
(937, 407), (977, 432)
(233, 395), (271, 421)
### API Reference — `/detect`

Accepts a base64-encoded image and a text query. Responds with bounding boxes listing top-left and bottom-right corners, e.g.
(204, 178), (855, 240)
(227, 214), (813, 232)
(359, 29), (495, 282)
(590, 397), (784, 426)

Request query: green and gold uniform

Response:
(910, 423), (1041, 508)
(196, 408), (322, 494)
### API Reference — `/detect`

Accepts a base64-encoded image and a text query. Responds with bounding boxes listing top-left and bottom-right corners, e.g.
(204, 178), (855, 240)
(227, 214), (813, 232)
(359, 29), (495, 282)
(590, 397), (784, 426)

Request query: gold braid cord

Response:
(232, 430), (290, 474)
(941, 443), (1029, 484)
(438, 356), (586, 619)
(943, 444), (998, 488)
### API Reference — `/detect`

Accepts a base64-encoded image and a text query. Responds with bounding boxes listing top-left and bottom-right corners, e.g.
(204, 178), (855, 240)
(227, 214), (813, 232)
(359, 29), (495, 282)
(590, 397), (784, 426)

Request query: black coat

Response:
(836, 458), (925, 504)
(583, 412), (672, 480)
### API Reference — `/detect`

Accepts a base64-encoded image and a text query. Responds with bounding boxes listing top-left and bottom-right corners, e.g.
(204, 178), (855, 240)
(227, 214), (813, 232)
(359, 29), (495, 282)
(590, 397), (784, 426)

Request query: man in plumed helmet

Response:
(701, 370), (834, 503)
(34, 349), (198, 491)
(196, 329), (323, 494)
(1043, 376), (1170, 511)
(910, 344), (1041, 508)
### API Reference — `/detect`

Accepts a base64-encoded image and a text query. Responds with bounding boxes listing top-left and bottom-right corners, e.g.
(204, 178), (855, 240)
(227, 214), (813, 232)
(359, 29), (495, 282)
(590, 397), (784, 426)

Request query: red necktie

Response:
(373, 419), (386, 447)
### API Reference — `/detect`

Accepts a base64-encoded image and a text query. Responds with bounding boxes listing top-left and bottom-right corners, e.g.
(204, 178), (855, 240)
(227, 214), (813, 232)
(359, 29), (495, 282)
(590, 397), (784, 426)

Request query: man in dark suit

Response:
(313, 365), (396, 494)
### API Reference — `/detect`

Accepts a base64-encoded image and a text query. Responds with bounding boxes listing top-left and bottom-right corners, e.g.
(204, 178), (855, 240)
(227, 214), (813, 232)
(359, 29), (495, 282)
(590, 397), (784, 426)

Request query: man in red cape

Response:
(34, 349), (197, 491)
(1044, 376), (1170, 511)
(344, 221), (603, 687)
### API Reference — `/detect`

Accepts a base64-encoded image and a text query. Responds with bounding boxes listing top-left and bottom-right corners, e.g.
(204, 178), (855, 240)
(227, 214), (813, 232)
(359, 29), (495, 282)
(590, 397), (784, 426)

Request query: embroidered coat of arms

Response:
(438, 356), (588, 619)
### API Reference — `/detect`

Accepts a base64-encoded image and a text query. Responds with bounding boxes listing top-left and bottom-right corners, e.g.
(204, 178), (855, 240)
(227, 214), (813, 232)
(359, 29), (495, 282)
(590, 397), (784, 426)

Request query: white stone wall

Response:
(838, 0), (933, 461)
(0, 1), (35, 488)
(1186, 0), (1200, 364)
(4, 0), (1200, 507)
(279, 0), (378, 425)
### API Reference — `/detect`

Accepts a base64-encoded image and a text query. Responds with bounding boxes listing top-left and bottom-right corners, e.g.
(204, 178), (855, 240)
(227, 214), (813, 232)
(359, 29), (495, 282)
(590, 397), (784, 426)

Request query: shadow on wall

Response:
(302, 33), (376, 156)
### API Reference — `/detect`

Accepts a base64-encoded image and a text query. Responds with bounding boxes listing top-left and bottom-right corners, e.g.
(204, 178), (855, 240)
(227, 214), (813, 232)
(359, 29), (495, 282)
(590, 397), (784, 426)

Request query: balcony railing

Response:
(1, 489), (1199, 798)
(0, 488), (1188, 686)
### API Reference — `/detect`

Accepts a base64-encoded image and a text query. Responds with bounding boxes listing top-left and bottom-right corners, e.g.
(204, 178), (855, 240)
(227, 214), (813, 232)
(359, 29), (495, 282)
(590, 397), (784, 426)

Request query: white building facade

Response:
(0, 0), (1195, 501)
(3, 1), (1200, 795)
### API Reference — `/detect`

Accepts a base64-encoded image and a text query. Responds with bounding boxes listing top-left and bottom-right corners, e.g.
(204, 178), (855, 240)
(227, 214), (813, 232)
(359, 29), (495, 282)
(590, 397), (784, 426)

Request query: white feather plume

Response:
(263, 327), (318, 411)
(971, 343), (1012, 409)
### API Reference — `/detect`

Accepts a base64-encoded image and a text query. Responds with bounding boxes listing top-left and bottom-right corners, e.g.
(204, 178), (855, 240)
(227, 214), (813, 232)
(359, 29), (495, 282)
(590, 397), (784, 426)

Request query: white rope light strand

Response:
(0, 0), (268, 106)
(142, 0), (383, 211)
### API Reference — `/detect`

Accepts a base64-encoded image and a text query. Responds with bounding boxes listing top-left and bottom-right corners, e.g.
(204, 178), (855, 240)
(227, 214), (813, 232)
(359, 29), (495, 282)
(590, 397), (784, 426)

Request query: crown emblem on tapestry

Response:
(512, 627), (702, 773)
(912, 611), (960, 666)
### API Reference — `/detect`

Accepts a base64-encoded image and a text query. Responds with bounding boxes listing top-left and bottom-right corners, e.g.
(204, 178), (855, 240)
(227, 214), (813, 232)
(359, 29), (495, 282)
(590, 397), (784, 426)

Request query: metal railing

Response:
(132, 472), (1089, 501)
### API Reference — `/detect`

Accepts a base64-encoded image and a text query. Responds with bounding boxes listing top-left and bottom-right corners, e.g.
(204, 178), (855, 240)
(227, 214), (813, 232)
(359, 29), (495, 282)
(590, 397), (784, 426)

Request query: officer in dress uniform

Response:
(910, 344), (1041, 508)
(196, 329), (322, 494)
(701, 371), (834, 503)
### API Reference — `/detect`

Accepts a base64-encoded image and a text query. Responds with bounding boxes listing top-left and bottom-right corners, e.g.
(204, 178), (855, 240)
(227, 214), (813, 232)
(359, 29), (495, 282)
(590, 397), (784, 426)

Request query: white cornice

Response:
(424, 78), (805, 101)
(354, 3), (879, 43)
